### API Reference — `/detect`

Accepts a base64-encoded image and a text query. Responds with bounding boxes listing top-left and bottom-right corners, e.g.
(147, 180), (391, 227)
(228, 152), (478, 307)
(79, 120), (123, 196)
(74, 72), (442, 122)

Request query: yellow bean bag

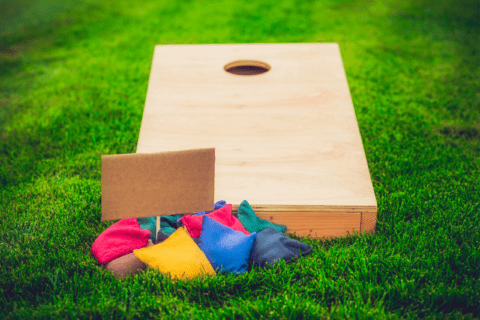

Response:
(133, 227), (215, 280)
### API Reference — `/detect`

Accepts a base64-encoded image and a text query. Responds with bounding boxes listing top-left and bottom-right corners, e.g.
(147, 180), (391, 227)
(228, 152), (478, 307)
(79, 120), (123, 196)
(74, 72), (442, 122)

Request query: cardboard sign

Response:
(101, 148), (215, 221)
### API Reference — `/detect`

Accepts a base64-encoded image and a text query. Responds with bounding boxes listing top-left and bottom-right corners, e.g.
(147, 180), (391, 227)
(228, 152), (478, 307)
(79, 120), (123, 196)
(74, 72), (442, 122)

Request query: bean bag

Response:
(104, 240), (154, 278)
(133, 227), (215, 280)
(137, 216), (157, 241)
(181, 204), (249, 238)
(194, 199), (228, 216)
(91, 218), (151, 264)
(161, 214), (184, 235)
(176, 200), (228, 223)
(214, 200), (227, 210)
(249, 227), (312, 269)
(198, 216), (256, 274)
(155, 230), (170, 244)
(237, 200), (287, 233)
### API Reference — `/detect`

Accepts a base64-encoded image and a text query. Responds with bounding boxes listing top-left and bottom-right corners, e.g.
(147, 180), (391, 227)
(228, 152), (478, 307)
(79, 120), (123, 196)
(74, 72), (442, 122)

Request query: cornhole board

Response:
(136, 43), (377, 238)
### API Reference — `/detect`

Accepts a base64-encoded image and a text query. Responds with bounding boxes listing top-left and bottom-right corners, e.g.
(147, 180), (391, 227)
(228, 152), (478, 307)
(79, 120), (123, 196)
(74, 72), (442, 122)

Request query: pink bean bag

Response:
(181, 204), (249, 238)
(91, 218), (151, 264)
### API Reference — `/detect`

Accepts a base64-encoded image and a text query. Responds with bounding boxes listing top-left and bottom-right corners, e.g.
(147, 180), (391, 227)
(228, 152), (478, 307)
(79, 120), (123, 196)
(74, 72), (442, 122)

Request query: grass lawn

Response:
(1, 0), (479, 318)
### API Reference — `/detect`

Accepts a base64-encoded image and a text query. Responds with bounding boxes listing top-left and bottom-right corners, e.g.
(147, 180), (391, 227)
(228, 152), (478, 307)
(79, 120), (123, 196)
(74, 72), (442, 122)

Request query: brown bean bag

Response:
(103, 239), (154, 278)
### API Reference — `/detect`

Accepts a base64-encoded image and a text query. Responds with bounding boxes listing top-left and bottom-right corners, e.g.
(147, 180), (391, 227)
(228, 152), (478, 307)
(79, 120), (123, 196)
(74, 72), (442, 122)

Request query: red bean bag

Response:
(91, 218), (151, 264)
(181, 204), (249, 238)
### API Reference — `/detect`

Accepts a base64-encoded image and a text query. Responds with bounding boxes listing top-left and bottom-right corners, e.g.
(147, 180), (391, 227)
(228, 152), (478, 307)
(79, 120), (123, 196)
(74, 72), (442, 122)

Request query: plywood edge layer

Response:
(251, 211), (362, 239)
(229, 209), (377, 239)
(231, 204), (377, 213)
(361, 211), (377, 234)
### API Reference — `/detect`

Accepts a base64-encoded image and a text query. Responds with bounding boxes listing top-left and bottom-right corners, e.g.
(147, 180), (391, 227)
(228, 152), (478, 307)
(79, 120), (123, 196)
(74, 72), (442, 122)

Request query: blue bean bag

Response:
(198, 216), (256, 274)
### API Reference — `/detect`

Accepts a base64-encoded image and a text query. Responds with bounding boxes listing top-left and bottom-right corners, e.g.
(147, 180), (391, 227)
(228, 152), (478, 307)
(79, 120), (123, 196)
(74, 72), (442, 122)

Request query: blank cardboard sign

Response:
(137, 43), (377, 238)
(101, 148), (215, 221)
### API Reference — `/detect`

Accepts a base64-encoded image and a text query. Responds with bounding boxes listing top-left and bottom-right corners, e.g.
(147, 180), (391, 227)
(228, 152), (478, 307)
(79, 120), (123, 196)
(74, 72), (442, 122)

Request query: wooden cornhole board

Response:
(137, 43), (377, 238)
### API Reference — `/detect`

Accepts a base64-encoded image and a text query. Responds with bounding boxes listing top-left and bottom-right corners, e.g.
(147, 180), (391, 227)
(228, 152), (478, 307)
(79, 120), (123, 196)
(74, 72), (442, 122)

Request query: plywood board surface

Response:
(137, 43), (377, 213)
(101, 148), (215, 221)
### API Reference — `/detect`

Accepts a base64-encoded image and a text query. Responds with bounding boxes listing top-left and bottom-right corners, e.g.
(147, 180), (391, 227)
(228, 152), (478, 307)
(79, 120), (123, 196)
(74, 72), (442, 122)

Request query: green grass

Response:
(1, 0), (479, 318)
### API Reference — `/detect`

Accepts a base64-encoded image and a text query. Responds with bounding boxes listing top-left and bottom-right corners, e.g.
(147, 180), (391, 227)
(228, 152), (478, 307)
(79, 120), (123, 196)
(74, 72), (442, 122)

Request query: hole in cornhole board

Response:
(224, 60), (271, 76)
(136, 43), (378, 239)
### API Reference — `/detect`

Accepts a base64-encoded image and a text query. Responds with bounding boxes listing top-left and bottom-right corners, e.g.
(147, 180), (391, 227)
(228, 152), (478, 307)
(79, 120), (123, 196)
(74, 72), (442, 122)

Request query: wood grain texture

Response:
(138, 43), (377, 238)
(251, 211), (360, 239)
(361, 211), (377, 234)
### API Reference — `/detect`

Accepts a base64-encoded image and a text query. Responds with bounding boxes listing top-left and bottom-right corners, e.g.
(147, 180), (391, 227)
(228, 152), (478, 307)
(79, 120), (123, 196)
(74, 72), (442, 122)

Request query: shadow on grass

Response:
(0, 0), (83, 38)
(0, 0), (106, 133)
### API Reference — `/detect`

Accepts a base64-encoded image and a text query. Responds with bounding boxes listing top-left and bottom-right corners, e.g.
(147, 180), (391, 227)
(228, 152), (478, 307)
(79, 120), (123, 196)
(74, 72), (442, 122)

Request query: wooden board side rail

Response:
(231, 205), (376, 238)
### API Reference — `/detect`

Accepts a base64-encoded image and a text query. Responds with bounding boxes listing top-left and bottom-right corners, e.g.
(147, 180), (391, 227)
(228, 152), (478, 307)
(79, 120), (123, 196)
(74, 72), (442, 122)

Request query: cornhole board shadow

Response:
(136, 43), (377, 239)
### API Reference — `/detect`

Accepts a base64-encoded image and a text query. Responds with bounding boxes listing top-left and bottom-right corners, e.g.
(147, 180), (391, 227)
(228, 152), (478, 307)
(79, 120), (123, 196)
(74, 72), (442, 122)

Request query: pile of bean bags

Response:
(91, 200), (312, 279)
